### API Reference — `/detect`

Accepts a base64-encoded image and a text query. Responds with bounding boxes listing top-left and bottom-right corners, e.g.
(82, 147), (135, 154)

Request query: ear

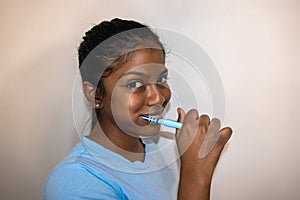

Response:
(82, 81), (104, 109)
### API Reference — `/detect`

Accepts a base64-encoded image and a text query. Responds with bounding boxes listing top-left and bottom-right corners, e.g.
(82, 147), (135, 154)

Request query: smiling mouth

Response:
(139, 112), (163, 126)
(139, 105), (164, 123)
(139, 112), (163, 119)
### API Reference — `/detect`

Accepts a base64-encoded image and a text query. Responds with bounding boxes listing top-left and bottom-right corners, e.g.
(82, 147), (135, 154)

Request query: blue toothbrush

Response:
(141, 115), (182, 129)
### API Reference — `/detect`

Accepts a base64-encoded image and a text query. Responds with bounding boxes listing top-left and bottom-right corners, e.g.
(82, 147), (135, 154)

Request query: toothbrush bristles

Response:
(141, 115), (157, 123)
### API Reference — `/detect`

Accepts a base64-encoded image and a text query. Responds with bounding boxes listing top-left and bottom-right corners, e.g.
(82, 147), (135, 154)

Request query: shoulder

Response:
(43, 159), (125, 200)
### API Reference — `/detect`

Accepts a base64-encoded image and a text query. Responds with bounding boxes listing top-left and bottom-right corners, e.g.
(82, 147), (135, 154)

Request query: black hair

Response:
(78, 18), (165, 127)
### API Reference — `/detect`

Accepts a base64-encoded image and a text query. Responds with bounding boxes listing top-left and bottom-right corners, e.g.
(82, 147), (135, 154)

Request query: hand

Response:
(176, 108), (232, 199)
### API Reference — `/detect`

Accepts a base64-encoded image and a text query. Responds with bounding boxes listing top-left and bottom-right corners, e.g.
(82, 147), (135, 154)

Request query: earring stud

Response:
(96, 104), (100, 108)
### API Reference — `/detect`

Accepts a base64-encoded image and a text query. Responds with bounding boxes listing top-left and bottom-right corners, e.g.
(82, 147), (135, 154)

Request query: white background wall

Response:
(1, 0), (299, 199)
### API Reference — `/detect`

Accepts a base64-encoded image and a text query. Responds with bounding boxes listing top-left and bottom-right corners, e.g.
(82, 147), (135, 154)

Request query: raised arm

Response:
(176, 108), (232, 200)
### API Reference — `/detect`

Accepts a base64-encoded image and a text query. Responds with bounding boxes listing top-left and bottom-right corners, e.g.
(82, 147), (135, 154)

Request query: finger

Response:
(201, 127), (231, 161)
(218, 127), (233, 145)
(178, 109), (199, 139)
(182, 109), (199, 126)
(198, 118), (221, 159)
(208, 118), (221, 133)
(176, 109), (199, 154)
(209, 127), (232, 157)
(177, 107), (186, 123)
(199, 114), (210, 132)
(175, 107), (185, 135)
(203, 127), (232, 159)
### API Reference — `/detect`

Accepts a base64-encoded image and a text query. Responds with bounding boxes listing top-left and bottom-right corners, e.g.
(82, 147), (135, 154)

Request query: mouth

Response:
(139, 111), (163, 126)
(139, 112), (163, 119)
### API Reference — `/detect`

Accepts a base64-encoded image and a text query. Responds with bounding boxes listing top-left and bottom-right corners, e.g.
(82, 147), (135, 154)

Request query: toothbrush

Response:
(141, 115), (182, 129)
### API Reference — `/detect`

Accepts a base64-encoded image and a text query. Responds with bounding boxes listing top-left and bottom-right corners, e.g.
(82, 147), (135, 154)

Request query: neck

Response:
(87, 121), (145, 162)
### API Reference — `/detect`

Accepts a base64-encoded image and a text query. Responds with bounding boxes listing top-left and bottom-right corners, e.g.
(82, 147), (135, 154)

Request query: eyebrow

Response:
(118, 69), (168, 80)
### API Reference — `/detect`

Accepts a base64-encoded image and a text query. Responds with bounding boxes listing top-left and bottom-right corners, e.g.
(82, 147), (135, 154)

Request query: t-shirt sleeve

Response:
(43, 163), (124, 200)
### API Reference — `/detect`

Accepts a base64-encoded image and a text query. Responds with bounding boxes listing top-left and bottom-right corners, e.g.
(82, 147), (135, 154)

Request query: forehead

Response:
(110, 49), (166, 78)
(129, 48), (165, 64)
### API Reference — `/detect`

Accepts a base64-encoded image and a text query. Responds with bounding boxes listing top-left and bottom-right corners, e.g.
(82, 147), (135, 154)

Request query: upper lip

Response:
(140, 111), (163, 117)
(140, 105), (164, 118)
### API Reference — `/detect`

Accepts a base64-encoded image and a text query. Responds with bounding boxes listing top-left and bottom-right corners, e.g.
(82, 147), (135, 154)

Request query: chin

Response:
(137, 125), (161, 138)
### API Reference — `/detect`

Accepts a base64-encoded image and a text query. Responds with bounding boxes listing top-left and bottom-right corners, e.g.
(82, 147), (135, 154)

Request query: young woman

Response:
(43, 18), (232, 200)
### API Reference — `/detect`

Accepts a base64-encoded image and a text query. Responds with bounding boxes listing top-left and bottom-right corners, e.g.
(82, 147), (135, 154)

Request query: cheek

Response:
(111, 89), (146, 120)
(164, 87), (171, 103)
(128, 93), (146, 113)
(159, 85), (171, 105)
(111, 91), (131, 116)
(127, 86), (172, 114)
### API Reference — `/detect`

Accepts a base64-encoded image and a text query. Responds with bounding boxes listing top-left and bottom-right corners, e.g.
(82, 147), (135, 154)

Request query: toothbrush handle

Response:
(157, 119), (182, 129)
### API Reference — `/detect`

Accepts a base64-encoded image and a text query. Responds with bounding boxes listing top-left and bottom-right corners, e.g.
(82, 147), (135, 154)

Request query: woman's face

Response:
(99, 49), (171, 137)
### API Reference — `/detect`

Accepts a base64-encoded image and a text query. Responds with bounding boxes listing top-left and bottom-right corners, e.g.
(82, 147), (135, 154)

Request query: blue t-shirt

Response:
(43, 137), (179, 200)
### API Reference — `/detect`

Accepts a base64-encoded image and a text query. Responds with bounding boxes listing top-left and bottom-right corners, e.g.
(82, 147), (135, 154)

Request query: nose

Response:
(146, 84), (166, 106)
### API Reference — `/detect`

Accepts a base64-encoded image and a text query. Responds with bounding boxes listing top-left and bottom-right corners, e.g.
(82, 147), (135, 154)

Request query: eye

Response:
(127, 81), (144, 89)
(157, 76), (169, 84)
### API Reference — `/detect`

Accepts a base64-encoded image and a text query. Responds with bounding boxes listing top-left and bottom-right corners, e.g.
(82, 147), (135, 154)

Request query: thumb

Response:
(175, 107), (185, 135)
